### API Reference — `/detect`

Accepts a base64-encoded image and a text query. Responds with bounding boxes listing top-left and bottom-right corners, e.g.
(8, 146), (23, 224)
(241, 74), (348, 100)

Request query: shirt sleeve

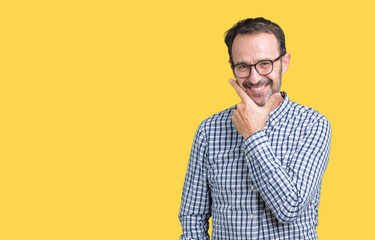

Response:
(241, 117), (331, 224)
(179, 124), (211, 240)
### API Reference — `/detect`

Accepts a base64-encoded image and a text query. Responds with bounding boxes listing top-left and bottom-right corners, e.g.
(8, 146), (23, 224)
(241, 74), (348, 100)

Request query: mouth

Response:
(247, 84), (269, 94)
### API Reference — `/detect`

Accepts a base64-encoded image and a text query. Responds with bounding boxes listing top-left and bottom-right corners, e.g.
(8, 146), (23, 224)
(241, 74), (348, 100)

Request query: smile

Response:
(248, 84), (269, 93)
(250, 85), (266, 91)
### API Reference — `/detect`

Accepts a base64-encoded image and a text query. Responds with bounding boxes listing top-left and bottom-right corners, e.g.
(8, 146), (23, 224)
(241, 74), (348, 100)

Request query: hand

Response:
(229, 79), (283, 139)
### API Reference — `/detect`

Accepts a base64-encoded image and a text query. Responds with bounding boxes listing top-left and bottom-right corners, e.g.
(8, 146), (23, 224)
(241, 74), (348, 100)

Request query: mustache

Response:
(242, 79), (272, 88)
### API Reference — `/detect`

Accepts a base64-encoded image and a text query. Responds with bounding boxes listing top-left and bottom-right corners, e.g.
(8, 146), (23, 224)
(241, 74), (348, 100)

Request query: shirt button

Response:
(250, 185), (255, 190)
(249, 214), (256, 219)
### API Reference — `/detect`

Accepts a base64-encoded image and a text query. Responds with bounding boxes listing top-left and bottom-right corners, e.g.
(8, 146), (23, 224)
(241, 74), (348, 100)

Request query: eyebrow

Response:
(234, 58), (272, 65)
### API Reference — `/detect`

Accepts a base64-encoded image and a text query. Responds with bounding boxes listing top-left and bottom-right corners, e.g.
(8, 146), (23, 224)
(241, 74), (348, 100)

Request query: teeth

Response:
(251, 85), (265, 91)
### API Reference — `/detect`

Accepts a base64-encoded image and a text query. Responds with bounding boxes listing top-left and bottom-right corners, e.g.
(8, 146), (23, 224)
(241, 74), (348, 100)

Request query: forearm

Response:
(179, 173), (211, 239)
(242, 120), (331, 223)
(179, 167), (211, 240)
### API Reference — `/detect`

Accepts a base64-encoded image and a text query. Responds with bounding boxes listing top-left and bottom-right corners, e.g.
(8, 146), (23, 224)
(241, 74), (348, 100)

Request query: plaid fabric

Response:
(179, 93), (331, 240)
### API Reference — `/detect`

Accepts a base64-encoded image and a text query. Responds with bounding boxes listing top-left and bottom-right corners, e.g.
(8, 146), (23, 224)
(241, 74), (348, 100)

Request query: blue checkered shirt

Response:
(179, 93), (331, 240)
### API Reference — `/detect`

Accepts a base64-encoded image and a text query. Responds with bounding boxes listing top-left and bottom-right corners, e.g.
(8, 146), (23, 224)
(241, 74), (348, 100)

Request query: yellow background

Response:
(1, 0), (374, 239)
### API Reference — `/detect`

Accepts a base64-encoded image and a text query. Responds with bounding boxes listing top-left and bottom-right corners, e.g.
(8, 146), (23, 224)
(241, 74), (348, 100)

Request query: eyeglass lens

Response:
(234, 60), (273, 78)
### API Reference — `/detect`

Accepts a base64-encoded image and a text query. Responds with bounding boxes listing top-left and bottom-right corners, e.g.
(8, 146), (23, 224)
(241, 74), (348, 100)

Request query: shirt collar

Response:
(266, 91), (291, 127)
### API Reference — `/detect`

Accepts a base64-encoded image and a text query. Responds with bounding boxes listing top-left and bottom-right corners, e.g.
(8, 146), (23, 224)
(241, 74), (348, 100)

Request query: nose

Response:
(248, 66), (263, 84)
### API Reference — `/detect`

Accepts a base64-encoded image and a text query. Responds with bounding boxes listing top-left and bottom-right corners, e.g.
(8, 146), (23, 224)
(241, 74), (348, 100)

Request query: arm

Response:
(242, 118), (331, 223)
(179, 124), (211, 240)
(228, 79), (331, 223)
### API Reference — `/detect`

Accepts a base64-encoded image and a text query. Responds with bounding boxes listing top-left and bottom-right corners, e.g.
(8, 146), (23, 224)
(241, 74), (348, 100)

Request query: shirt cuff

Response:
(241, 130), (269, 156)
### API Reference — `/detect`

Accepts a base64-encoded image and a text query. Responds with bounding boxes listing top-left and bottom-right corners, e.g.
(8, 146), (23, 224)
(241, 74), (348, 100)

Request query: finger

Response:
(229, 79), (249, 102)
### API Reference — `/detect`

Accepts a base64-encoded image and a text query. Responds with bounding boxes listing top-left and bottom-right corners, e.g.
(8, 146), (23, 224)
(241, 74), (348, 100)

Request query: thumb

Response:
(265, 93), (283, 112)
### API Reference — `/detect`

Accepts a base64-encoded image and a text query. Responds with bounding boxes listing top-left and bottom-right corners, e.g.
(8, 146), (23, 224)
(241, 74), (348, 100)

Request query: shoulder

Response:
(197, 106), (236, 134)
(288, 100), (331, 130)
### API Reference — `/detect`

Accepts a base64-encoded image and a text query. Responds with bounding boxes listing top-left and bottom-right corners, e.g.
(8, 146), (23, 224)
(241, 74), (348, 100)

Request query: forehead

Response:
(232, 32), (279, 64)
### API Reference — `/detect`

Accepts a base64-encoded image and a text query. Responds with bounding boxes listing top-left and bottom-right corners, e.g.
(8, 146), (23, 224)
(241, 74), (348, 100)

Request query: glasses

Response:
(232, 54), (284, 78)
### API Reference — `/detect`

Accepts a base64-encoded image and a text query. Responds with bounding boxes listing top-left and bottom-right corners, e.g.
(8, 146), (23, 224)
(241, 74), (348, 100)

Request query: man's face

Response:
(231, 32), (290, 106)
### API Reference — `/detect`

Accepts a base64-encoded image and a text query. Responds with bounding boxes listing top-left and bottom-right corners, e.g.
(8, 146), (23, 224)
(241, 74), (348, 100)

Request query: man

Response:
(179, 18), (331, 240)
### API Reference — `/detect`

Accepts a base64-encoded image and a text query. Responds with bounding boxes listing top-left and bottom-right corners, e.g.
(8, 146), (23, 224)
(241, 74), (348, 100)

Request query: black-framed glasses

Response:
(232, 54), (285, 78)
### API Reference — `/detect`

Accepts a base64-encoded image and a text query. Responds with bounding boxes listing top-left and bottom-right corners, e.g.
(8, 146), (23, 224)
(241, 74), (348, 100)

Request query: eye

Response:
(236, 64), (248, 71)
(257, 61), (272, 69)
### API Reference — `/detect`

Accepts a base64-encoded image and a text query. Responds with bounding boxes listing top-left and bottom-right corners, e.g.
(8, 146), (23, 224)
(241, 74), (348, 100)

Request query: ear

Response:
(281, 53), (291, 75)
(229, 60), (236, 77)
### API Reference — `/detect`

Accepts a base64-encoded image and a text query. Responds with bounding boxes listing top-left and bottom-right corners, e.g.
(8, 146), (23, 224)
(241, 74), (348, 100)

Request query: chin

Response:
(250, 92), (272, 106)
(255, 99), (267, 106)
(250, 97), (266, 106)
